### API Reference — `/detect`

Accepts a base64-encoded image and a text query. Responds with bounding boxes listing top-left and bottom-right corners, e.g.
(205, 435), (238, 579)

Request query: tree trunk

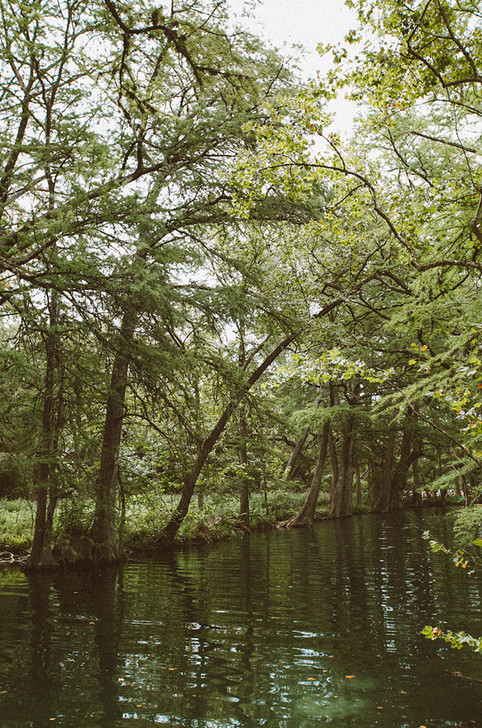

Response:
(388, 427), (414, 510)
(373, 426), (397, 513)
(374, 411), (421, 512)
(412, 458), (423, 506)
(279, 420), (329, 528)
(283, 428), (310, 480)
(329, 413), (355, 518)
(355, 459), (362, 509)
(283, 392), (323, 481)
(238, 331), (250, 530)
(238, 401), (250, 531)
(26, 297), (60, 569)
(91, 308), (137, 563)
(159, 335), (294, 545)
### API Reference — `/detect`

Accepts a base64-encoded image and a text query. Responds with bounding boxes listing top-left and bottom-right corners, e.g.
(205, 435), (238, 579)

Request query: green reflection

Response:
(0, 510), (481, 727)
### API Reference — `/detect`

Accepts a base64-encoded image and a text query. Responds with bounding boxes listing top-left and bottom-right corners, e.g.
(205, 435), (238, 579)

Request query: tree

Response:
(3, 0), (320, 565)
(232, 0), (482, 513)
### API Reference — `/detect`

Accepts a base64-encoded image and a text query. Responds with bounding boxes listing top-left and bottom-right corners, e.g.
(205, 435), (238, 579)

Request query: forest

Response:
(0, 0), (481, 571)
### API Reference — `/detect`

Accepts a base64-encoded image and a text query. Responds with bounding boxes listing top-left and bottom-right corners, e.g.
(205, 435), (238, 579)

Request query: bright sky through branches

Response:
(250, 0), (354, 69)
(231, 0), (358, 133)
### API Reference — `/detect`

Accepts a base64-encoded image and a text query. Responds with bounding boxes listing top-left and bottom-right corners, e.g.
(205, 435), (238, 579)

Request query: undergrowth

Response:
(0, 488), (334, 556)
(0, 499), (35, 552)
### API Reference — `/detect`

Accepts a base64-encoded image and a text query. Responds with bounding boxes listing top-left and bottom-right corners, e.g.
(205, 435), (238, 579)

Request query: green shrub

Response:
(55, 498), (96, 536)
(123, 491), (172, 549)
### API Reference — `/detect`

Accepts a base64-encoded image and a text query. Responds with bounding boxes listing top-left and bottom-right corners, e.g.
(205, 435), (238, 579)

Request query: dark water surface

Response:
(0, 510), (481, 728)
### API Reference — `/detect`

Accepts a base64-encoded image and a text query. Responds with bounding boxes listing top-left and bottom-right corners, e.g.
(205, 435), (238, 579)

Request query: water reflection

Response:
(0, 510), (481, 727)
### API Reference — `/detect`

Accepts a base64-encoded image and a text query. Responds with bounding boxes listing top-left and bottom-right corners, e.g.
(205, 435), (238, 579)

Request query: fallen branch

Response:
(451, 670), (482, 685)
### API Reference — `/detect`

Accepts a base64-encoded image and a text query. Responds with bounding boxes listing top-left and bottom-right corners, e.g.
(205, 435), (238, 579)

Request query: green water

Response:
(0, 510), (481, 727)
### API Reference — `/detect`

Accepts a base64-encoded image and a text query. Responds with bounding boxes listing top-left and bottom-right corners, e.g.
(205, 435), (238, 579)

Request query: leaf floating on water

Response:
(400, 691), (407, 694)
(307, 677), (316, 681)
(168, 668), (176, 671)
(345, 675), (356, 679)
(377, 706), (384, 710)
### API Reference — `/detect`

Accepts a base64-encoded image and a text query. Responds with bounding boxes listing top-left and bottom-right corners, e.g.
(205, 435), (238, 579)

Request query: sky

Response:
(231, 0), (359, 133)
(246, 0), (355, 74)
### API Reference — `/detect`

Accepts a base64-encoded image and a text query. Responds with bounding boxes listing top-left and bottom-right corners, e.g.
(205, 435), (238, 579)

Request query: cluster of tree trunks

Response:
(279, 388), (427, 530)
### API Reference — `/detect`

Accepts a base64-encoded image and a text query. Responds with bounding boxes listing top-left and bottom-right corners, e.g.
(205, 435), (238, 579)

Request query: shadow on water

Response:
(0, 509), (481, 727)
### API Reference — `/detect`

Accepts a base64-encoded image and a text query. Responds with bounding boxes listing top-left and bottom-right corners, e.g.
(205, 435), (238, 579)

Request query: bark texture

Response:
(91, 309), (137, 563)
(26, 297), (61, 569)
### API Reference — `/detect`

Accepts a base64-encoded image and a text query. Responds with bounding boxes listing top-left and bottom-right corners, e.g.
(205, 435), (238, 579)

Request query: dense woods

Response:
(0, 0), (481, 568)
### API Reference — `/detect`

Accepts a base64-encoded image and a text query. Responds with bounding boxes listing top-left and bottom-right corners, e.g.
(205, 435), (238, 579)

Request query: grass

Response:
(0, 487), (333, 556)
(122, 488), (317, 550)
(0, 498), (35, 553)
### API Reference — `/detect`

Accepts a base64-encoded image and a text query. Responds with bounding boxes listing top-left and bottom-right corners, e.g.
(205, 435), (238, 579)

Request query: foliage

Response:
(423, 530), (479, 572)
(0, 499), (34, 551)
(122, 489), (311, 549)
(422, 528), (482, 653)
(453, 507), (482, 550)
(421, 626), (482, 654)
(0, 455), (31, 499)
(0, 0), (482, 563)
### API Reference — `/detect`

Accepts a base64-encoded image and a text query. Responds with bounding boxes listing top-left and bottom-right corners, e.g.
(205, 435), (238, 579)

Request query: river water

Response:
(0, 509), (481, 727)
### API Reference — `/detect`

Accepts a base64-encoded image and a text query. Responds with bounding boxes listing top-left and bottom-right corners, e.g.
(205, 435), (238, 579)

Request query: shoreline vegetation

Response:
(0, 0), (481, 571)
(0, 492), (464, 569)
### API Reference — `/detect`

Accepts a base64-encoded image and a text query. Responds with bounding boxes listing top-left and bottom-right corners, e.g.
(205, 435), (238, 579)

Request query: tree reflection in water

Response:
(0, 510), (481, 727)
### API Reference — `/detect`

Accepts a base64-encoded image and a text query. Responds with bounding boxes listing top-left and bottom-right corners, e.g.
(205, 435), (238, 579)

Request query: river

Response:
(0, 509), (481, 727)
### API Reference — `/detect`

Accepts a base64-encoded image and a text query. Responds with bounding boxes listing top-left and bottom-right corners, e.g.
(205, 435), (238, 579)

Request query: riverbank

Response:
(0, 490), (463, 567)
(0, 489), (326, 562)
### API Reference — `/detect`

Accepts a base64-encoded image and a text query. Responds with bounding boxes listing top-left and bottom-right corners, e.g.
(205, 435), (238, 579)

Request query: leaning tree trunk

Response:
(91, 308), (137, 563)
(283, 428), (310, 480)
(279, 421), (329, 528)
(159, 336), (294, 545)
(159, 301), (343, 545)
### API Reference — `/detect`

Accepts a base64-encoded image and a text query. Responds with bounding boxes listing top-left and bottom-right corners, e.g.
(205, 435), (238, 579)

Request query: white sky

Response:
(231, 0), (359, 134)
(248, 0), (355, 72)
